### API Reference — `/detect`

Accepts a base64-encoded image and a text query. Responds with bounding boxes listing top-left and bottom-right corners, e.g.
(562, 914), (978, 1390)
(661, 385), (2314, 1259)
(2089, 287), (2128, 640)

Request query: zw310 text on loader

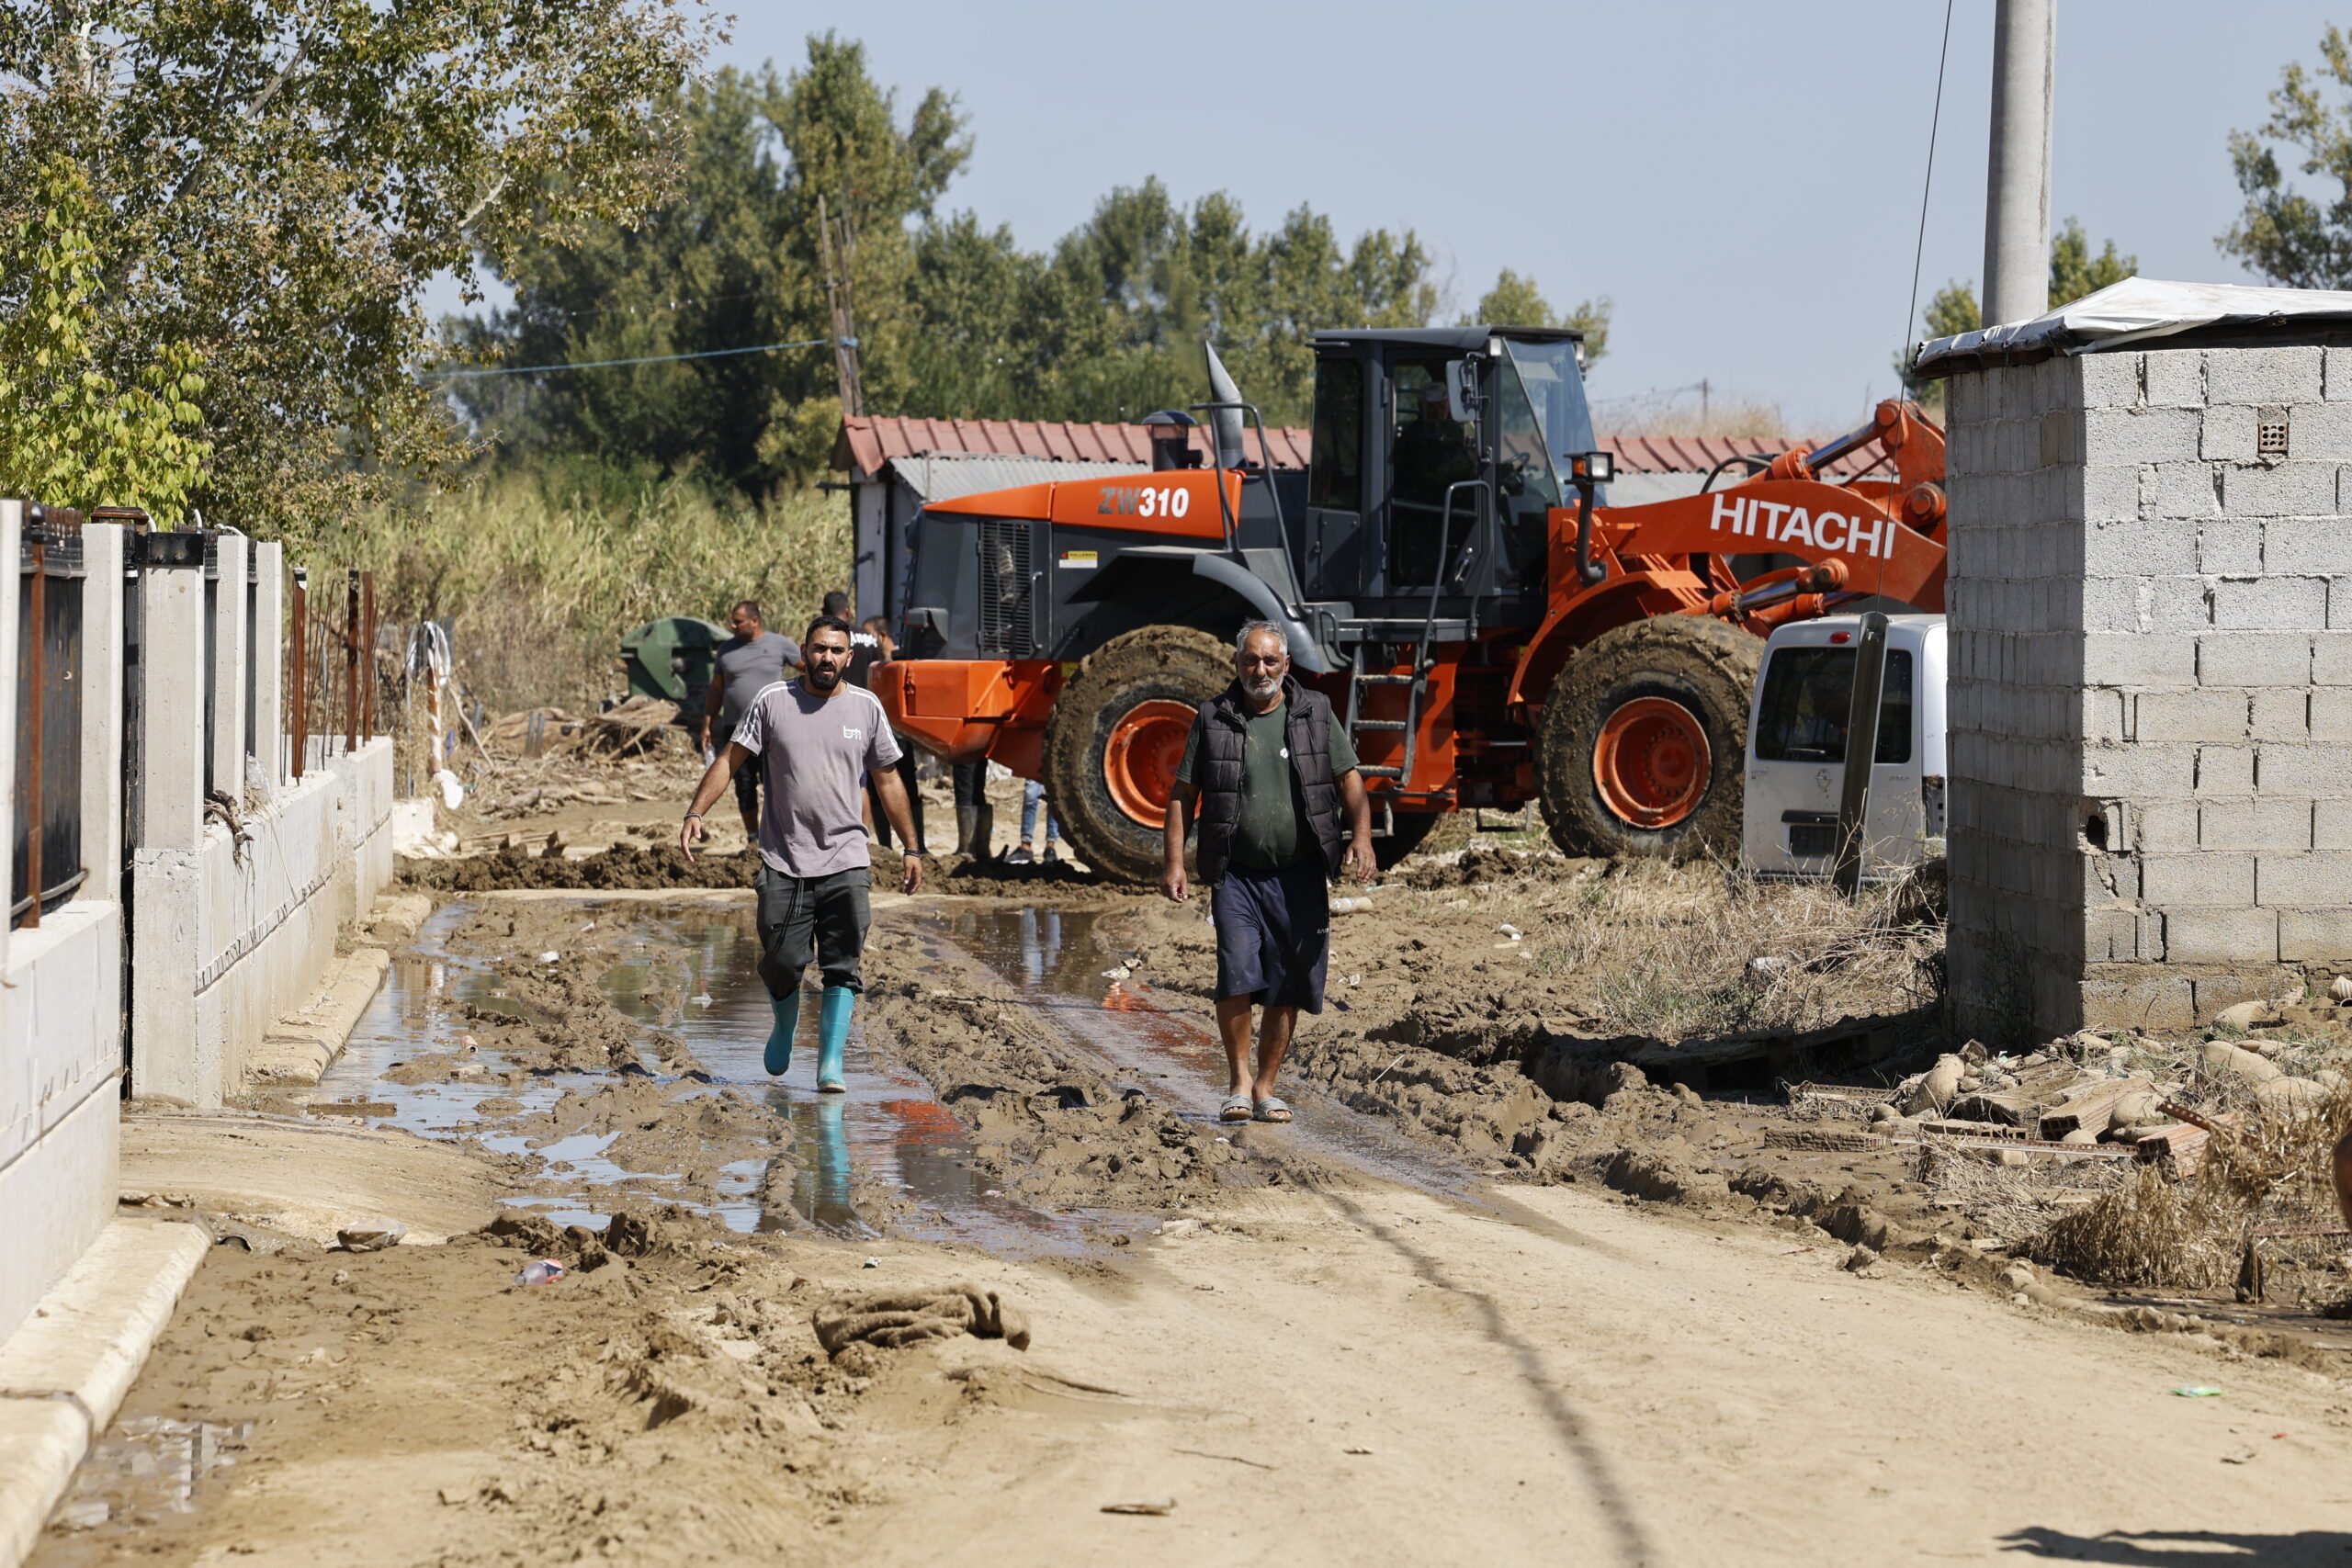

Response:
(874, 327), (1951, 881)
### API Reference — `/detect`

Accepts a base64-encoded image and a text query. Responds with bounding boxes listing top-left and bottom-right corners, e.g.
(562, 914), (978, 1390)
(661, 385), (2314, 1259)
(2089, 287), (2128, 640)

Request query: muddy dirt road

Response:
(40, 882), (2352, 1565)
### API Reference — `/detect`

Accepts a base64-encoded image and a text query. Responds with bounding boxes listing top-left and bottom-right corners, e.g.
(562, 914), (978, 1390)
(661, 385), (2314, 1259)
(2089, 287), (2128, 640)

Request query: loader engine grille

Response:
(978, 520), (1035, 656)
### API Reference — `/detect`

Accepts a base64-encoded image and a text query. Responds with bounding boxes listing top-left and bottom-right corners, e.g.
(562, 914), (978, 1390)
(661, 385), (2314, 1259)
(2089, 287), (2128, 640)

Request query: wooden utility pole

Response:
(817, 192), (866, 416)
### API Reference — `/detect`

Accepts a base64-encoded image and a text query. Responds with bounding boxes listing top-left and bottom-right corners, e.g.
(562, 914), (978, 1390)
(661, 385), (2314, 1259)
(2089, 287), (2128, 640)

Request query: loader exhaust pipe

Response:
(1204, 343), (1248, 470)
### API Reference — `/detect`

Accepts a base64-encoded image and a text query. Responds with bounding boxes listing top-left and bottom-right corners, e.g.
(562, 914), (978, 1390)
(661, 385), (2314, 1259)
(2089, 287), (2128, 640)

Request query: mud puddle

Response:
(319, 898), (1115, 1251)
(910, 904), (1497, 1202)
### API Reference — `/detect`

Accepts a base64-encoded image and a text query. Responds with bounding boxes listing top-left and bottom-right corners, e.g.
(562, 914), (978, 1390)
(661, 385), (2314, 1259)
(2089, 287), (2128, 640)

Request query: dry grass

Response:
(1917, 1144), (2135, 1249)
(311, 461), (851, 716)
(1528, 861), (1942, 1040)
(1592, 396), (1790, 441)
(2034, 1165), (2237, 1290)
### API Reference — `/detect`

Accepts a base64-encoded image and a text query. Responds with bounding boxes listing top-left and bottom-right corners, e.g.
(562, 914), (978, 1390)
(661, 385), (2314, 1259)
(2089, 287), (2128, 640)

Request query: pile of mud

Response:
(405, 840), (757, 892)
(919, 852), (1137, 906)
(1396, 845), (1607, 889)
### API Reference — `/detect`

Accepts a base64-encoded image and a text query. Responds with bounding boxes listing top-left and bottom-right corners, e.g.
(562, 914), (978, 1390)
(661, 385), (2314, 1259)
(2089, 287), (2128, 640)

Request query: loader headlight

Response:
(1569, 451), (1614, 484)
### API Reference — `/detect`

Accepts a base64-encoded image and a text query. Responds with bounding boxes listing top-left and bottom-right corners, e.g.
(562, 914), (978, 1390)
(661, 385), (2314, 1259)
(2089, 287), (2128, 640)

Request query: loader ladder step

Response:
(1352, 719), (1408, 731)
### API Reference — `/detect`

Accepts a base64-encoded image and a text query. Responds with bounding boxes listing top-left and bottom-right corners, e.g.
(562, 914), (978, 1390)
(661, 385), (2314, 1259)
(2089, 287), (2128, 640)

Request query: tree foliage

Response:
(1462, 269), (1611, 365)
(0, 157), (209, 522)
(2222, 28), (2352, 287)
(460, 36), (1605, 489)
(1, 0), (709, 536)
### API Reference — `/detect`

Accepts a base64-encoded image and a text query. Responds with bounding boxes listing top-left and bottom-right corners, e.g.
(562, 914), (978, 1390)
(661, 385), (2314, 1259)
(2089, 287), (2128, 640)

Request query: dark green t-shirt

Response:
(1174, 698), (1360, 872)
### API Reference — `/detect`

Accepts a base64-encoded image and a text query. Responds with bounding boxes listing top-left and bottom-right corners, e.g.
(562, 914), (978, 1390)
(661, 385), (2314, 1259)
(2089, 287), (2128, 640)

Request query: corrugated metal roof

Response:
(838, 415), (1870, 480)
(881, 454), (1155, 504)
(837, 415), (1310, 475)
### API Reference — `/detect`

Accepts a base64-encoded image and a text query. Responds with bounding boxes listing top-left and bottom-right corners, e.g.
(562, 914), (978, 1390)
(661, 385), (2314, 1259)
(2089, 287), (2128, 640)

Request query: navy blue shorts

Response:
(1211, 859), (1330, 1013)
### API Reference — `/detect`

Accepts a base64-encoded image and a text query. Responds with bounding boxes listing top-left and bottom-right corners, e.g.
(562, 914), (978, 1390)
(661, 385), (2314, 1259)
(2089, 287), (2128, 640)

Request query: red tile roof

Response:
(838, 418), (1871, 479)
(838, 415), (1311, 475)
(1600, 434), (1875, 477)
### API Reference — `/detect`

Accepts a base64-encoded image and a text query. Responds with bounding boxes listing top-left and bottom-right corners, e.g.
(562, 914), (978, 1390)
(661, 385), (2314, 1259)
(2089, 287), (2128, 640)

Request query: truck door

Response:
(974, 517), (1050, 658)
(1306, 349), (1371, 599)
(1382, 351), (1487, 593)
(1740, 624), (1927, 878)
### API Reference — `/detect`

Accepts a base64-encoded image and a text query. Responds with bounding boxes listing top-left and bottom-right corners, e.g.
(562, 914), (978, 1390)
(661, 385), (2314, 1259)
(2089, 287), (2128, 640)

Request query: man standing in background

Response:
(700, 602), (800, 840)
(850, 612), (927, 854)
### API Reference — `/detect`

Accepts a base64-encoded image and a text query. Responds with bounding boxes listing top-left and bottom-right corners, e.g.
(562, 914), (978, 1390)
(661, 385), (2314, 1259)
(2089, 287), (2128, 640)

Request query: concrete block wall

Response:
(1946, 344), (2352, 1038)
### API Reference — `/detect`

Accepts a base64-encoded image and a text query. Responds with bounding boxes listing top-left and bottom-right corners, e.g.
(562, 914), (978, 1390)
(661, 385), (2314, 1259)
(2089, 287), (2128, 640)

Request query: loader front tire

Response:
(1045, 626), (1232, 884)
(1537, 615), (1759, 862)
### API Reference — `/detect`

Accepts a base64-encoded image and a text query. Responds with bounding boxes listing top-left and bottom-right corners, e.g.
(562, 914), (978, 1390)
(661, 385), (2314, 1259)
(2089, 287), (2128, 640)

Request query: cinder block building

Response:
(1920, 279), (2352, 1039)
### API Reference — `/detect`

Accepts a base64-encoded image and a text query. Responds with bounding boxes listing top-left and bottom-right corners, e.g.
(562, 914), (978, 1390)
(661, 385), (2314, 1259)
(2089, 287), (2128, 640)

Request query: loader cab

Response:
(1305, 325), (1593, 625)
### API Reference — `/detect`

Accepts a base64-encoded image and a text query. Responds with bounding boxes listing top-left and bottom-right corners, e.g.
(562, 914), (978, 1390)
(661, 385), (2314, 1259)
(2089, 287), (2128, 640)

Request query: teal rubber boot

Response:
(763, 991), (800, 1077)
(817, 986), (854, 1093)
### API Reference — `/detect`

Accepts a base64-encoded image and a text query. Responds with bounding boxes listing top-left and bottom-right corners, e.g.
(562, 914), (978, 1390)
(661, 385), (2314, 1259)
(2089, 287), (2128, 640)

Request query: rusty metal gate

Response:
(13, 505), (85, 928)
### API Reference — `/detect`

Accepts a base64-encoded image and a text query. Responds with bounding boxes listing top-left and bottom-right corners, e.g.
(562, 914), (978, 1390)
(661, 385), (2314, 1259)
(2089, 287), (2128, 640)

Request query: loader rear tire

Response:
(1536, 615), (1759, 862)
(1045, 626), (1231, 884)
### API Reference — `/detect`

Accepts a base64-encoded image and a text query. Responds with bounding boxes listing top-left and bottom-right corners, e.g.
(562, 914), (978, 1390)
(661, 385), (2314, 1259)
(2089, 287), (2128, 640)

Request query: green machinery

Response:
(618, 616), (728, 718)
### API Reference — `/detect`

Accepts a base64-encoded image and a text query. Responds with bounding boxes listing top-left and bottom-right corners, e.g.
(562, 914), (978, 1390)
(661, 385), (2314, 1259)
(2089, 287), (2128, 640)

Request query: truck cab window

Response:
(1309, 358), (1364, 513)
(1388, 359), (1477, 585)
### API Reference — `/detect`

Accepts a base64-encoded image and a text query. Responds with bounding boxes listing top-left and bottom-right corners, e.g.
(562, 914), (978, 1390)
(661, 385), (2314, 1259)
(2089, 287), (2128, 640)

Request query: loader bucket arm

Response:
(1508, 400), (1947, 711)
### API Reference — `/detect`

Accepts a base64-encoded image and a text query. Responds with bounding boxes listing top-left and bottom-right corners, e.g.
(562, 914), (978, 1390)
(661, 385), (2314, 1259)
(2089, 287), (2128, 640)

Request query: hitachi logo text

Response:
(1709, 493), (1893, 558)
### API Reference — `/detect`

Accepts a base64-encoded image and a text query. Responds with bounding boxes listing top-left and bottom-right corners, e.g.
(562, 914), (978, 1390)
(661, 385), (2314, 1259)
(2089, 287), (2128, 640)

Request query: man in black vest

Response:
(1163, 623), (1375, 1123)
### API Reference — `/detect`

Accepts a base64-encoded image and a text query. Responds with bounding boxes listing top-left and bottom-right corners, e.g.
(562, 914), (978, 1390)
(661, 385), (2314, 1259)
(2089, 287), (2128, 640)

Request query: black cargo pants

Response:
(754, 864), (871, 1000)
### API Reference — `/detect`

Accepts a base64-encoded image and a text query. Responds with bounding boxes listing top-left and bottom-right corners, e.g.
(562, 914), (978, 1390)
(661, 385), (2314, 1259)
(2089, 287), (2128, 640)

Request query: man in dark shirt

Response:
(700, 602), (801, 838)
(1162, 624), (1374, 1124)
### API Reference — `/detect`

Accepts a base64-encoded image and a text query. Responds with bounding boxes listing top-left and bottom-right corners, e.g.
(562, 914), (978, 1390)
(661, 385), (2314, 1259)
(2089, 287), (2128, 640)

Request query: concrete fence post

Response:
(0, 502), (18, 977)
(78, 525), (129, 908)
(251, 541), (284, 791)
(209, 532), (249, 798)
(129, 560), (209, 1102)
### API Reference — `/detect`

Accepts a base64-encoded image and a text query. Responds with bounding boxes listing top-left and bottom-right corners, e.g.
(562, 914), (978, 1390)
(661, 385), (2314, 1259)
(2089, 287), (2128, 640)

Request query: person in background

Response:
(700, 602), (801, 839)
(681, 617), (921, 1090)
(850, 613), (926, 853)
(1008, 780), (1062, 864)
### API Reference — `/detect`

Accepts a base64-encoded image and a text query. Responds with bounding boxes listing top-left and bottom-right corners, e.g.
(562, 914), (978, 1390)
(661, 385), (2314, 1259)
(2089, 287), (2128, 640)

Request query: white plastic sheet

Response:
(1912, 276), (2352, 375)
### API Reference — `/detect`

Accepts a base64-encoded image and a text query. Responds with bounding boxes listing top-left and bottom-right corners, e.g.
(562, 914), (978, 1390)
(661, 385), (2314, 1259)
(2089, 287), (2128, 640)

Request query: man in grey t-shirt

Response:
(699, 602), (803, 837)
(681, 617), (920, 1090)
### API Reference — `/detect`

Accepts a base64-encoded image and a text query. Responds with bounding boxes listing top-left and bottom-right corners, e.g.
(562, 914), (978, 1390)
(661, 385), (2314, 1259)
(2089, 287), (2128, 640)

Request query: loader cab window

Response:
(1753, 646), (1914, 765)
(1494, 344), (1568, 585)
(1388, 359), (1478, 585)
(1309, 357), (1364, 514)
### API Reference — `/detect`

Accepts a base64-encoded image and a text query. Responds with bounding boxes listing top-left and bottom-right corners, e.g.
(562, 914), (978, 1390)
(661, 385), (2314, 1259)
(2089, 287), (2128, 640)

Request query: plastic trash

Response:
(1497, 923), (1522, 941)
(1102, 964), (1132, 982)
(2172, 1384), (2224, 1397)
(539, 951), (560, 964)
(433, 768), (466, 810)
(513, 1259), (565, 1288)
(1101, 1499), (1176, 1517)
(1330, 897), (1373, 915)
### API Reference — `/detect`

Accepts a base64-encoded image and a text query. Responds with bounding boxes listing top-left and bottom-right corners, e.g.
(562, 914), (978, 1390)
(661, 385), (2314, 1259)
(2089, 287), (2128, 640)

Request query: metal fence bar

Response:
(343, 569), (358, 753)
(361, 570), (376, 739)
(22, 535), (43, 931)
(289, 568), (308, 780)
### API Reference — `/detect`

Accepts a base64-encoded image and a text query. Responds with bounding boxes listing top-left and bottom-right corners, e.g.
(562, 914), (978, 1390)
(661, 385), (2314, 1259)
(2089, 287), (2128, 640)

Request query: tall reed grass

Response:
(315, 460), (850, 715)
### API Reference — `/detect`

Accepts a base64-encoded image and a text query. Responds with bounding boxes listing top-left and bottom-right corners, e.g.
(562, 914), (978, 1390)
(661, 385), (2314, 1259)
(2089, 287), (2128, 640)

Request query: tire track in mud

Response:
(860, 902), (1634, 1246)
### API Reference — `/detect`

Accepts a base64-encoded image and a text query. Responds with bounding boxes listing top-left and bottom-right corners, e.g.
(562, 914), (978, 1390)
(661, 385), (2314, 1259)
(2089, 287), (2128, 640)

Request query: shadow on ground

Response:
(2000, 1527), (2352, 1562)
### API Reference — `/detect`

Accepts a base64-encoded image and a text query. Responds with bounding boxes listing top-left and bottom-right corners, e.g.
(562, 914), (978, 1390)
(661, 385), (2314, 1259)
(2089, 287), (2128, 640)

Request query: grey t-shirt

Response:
(714, 632), (801, 729)
(729, 679), (902, 878)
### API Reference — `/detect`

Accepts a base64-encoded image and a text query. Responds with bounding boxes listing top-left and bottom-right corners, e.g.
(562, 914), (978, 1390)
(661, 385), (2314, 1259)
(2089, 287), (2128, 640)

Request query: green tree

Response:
(2, 0), (708, 536)
(2221, 27), (2352, 286)
(1462, 269), (1611, 366)
(463, 38), (967, 489)
(2050, 218), (2137, 305)
(0, 158), (209, 522)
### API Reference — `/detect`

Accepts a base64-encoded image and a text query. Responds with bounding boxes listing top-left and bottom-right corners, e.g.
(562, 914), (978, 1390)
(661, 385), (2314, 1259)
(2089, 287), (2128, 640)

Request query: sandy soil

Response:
(42, 821), (2352, 1563)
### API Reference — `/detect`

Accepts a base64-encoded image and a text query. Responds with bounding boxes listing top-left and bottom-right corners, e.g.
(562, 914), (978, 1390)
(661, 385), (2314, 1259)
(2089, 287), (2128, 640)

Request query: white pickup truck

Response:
(1740, 614), (1948, 882)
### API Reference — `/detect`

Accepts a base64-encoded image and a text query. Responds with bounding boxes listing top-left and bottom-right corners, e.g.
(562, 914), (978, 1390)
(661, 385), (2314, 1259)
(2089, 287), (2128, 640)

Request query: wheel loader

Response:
(873, 326), (1950, 882)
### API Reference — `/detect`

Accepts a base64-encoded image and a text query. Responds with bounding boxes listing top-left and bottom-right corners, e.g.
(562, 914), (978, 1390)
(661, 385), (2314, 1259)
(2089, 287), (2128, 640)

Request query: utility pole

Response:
(1982, 0), (2055, 328)
(817, 192), (866, 417)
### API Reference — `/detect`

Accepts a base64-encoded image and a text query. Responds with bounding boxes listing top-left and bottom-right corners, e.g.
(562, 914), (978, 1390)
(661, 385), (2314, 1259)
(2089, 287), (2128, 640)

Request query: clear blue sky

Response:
(447, 1), (2352, 434)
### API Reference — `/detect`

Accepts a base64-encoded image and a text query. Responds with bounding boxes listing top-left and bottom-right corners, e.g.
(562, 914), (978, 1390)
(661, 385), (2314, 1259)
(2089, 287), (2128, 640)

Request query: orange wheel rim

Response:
(1592, 696), (1710, 829)
(1103, 699), (1196, 828)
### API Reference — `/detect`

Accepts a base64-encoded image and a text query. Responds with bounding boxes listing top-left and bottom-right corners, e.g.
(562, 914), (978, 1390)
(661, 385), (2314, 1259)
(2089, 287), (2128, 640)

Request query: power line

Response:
(1902, 0), (1960, 375)
(419, 336), (843, 379)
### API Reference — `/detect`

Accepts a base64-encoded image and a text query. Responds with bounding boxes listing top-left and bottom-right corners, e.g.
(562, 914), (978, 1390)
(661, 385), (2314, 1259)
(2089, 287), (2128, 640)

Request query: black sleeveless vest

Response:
(1193, 678), (1346, 885)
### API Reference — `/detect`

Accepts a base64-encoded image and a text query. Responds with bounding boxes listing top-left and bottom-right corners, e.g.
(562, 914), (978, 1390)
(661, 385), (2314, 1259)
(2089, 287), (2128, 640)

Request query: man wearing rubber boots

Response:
(681, 617), (922, 1091)
(1162, 622), (1375, 1124)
